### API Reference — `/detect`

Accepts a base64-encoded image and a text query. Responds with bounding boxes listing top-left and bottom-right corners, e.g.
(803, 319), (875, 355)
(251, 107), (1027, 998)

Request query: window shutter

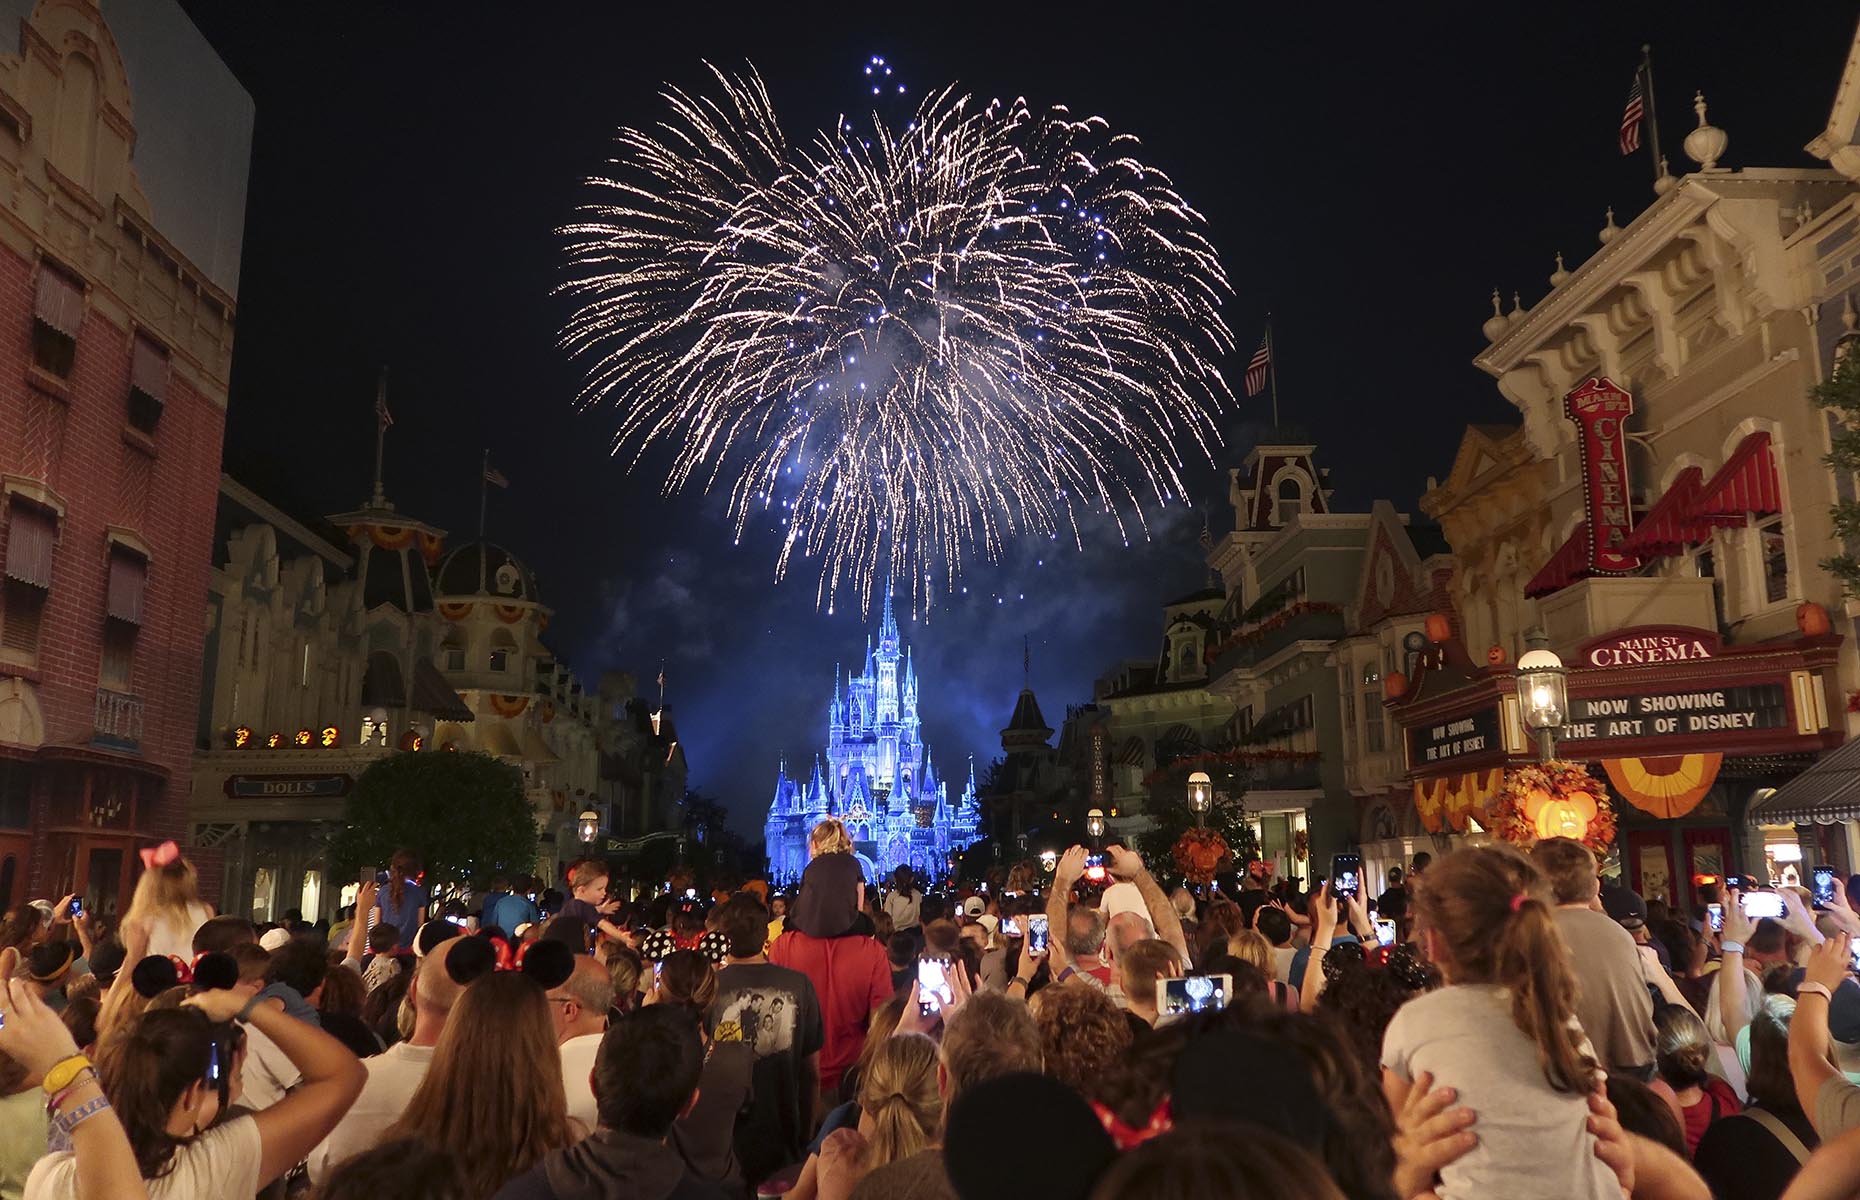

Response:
(33, 267), (81, 338)
(2, 504), (54, 588)
(106, 550), (147, 625)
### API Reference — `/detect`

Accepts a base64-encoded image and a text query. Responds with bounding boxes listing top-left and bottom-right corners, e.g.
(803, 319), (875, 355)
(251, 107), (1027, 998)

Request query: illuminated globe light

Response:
(1040, 849), (1058, 872)
(559, 65), (1233, 615)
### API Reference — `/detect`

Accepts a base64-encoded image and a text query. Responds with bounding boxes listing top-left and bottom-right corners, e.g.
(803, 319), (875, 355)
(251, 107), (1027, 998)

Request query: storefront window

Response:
(1757, 516), (1787, 605)
(1341, 691), (1356, 755)
(251, 867), (275, 923)
(300, 870), (322, 921)
(1364, 691), (1384, 752)
(84, 847), (123, 921)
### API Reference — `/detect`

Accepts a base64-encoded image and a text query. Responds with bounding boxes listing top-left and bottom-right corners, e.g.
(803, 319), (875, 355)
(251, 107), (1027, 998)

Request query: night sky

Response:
(175, 3), (1856, 832)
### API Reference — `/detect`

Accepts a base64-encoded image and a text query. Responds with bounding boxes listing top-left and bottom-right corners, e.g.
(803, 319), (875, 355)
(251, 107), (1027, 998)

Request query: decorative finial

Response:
(1598, 207), (1620, 245)
(1653, 156), (1675, 195)
(1482, 289), (1508, 341)
(1799, 200), (1817, 228)
(1684, 94), (1727, 171)
(1507, 291), (1525, 325)
(1549, 252), (1570, 288)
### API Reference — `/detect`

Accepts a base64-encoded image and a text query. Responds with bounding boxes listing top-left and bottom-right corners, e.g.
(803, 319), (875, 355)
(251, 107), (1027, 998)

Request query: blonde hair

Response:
(858, 1032), (941, 1170)
(1414, 845), (1596, 1094)
(124, 855), (199, 929)
(809, 819), (853, 858)
(1227, 929), (1272, 974)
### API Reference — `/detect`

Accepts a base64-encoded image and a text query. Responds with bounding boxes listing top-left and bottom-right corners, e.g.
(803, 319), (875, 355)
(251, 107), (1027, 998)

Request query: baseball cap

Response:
(258, 927), (293, 952)
(27, 899), (54, 922)
(973, 913), (999, 937)
(962, 896), (985, 918)
(1600, 883), (1647, 931)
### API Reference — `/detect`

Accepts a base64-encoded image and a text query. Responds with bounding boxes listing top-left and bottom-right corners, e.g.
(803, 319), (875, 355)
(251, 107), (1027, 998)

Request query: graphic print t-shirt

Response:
(709, 961), (825, 1186)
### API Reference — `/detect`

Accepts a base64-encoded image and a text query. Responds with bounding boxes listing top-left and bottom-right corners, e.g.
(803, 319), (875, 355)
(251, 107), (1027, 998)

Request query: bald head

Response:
(412, 938), (468, 1015)
(1106, 910), (1155, 960)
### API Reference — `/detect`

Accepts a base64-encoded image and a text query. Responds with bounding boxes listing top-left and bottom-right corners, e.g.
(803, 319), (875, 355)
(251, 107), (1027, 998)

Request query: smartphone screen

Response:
(1331, 854), (1362, 901)
(1706, 903), (1723, 933)
(1083, 853), (1107, 883)
(999, 917), (1022, 938)
(361, 866), (379, 886)
(1741, 891), (1785, 920)
(1374, 917), (1396, 947)
(1851, 940), (1860, 973)
(917, 958), (952, 1016)
(1028, 914), (1050, 955)
(1814, 866), (1840, 907)
(1158, 973), (1231, 1016)
(68, 898), (82, 918)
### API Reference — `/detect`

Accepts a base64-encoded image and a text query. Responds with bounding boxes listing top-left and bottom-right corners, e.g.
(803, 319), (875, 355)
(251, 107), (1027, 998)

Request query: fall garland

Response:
(1486, 760), (1617, 857)
(1203, 602), (1344, 663)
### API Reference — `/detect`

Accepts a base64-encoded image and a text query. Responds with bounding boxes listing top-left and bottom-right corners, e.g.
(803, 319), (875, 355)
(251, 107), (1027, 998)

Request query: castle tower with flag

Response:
(765, 595), (980, 883)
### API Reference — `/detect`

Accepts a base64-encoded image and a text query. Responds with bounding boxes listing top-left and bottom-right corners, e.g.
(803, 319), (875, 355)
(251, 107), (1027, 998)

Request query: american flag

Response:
(1244, 331), (1272, 397)
(1619, 72), (1645, 156)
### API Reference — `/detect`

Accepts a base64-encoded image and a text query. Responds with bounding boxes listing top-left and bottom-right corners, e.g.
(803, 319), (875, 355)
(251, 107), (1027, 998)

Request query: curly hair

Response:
(1313, 946), (1437, 1068)
(1034, 980), (1131, 1096)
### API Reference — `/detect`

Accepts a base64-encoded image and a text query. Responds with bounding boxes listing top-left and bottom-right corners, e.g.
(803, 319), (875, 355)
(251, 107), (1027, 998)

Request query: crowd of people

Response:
(12, 825), (1860, 1198)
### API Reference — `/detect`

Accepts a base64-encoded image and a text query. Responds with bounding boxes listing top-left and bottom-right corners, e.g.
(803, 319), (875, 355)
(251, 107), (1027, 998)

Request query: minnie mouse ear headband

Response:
(139, 840), (181, 871)
(130, 954), (186, 997)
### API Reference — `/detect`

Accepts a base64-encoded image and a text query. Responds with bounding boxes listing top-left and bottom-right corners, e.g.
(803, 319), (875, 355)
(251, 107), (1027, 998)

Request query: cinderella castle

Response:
(765, 595), (981, 884)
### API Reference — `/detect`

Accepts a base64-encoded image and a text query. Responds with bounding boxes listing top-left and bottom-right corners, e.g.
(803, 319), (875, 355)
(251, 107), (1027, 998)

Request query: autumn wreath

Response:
(1487, 759), (1616, 856)
(1172, 827), (1230, 887)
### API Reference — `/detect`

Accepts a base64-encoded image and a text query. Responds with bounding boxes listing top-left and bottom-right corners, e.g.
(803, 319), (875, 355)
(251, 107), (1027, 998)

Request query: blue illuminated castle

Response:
(765, 595), (981, 884)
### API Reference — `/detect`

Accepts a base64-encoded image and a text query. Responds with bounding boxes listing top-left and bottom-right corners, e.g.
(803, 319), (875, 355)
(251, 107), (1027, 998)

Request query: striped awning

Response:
(1696, 432), (1781, 523)
(33, 266), (81, 337)
(1746, 739), (1860, 825)
(1620, 468), (1710, 558)
(1114, 736), (1147, 766)
(3, 503), (54, 588)
(1525, 522), (1591, 598)
(131, 337), (168, 402)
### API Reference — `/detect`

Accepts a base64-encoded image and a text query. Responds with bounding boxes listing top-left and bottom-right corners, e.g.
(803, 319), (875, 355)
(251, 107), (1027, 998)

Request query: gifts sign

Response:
(1566, 377), (1640, 574)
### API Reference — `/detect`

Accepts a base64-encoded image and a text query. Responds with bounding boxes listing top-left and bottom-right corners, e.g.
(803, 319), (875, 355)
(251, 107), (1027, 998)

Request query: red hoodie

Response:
(768, 929), (894, 1091)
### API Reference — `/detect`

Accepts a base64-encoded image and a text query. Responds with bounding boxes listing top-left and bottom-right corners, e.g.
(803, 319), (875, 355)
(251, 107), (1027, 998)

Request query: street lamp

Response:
(1085, 807), (1106, 842)
(1187, 771), (1212, 828)
(577, 809), (601, 845)
(1516, 630), (1567, 761)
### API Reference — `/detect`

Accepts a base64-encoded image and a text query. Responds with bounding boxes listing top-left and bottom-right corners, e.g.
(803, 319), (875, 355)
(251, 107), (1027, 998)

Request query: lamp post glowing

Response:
(577, 808), (601, 845)
(1187, 771), (1212, 828)
(1516, 630), (1567, 761)
(1085, 807), (1106, 842)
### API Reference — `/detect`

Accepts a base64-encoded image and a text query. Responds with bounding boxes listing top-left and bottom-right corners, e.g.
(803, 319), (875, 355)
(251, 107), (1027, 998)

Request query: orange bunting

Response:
(1602, 753), (1722, 820)
(488, 693), (529, 718)
(417, 530), (445, 566)
(438, 601), (474, 622)
(495, 603), (526, 624)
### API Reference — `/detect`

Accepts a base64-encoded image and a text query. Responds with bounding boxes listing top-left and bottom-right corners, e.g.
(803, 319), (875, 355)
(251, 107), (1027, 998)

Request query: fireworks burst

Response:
(559, 63), (1233, 615)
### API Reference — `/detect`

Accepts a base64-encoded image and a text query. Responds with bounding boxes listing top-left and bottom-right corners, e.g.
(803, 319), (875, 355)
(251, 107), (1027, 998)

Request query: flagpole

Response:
(1265, 315), (1281, 432)
(1640, 44), (1664, 186)
(371, 367), (389, 506)
(478, 448), (489, 540)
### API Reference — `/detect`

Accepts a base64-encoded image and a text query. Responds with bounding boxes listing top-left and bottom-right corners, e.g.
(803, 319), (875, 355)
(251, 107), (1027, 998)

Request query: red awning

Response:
(1620, 467), (1709, 558)
(1695, 432), (1780, 522)
(3, 503), (54, 588)
(106, 550), (147, 625)
(1525, 522), (1591, 598)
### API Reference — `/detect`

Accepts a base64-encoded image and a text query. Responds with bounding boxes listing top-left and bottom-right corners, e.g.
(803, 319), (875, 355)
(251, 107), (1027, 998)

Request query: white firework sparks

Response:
(559, 64), (1233, 615)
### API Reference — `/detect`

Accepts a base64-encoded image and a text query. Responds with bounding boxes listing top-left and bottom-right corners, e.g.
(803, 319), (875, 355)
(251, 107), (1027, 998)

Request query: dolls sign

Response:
(1565, 377), (1640, 574)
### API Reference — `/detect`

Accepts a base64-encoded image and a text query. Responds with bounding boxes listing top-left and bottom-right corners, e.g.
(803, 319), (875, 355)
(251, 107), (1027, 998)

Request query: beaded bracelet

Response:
(53, 1096), (110, 1139)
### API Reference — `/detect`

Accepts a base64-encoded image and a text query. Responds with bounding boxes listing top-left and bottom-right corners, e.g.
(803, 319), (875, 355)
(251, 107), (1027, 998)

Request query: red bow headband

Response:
(1090, 1097), (1173, 1151)
(139, 840), (180, 870)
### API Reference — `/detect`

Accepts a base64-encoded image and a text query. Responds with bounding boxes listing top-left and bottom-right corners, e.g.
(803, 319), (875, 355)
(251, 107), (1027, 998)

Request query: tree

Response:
(1136, 784), (1260, 887)
(1817, 340), (1860, 596)
(328, 751), (538, 903)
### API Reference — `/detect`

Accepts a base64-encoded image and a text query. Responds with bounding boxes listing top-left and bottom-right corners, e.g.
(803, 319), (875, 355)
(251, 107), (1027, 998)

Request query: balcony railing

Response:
(92, 688), (143, 753)
(1207, 603), (1346, 680)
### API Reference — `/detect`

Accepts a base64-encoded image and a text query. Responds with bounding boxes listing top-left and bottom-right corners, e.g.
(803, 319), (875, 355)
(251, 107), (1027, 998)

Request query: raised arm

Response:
(345, 881), (376, 966)
(1300, 884), (1337, 1014)
(1780, 1125), (1860, 1200)
(1046, 846), (1086, 975)
(97, 917), (152, 1040)
(1791, 933), (1853, 1126)
(1108, 844), (1189, 964)
(184, 990), (366, 1186)
(1717, 890), (1753, 1046)
(0, 953), (148, 1200)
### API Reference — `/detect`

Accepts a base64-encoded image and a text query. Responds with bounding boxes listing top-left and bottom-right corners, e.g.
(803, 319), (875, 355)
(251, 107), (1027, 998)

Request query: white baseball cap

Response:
(962, 896), (986, 917)
(258, 927), (292, 952)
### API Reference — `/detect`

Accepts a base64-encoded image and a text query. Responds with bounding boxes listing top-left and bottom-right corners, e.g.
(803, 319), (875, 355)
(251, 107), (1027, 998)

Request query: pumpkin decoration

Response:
(1384, 671), (1409, 700)
(1486, 643), (1508, 667)
(1172, 827), (1230, 887)
(1424, 613), (1453, 644)
(1488, 760), (1615, 856)
(1798, 602), (1832, 638)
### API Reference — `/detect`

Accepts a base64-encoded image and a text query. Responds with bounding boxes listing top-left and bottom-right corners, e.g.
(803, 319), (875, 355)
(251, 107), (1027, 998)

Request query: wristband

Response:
(1799, 982), (1834, 1001)
(40, 1055), (92, 1096)
(45, 1069), (97, 1116)
(52, 1096), (110, 1139)
(1721, 941), (1744, 955)
(1008, 976), (1029, 988)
